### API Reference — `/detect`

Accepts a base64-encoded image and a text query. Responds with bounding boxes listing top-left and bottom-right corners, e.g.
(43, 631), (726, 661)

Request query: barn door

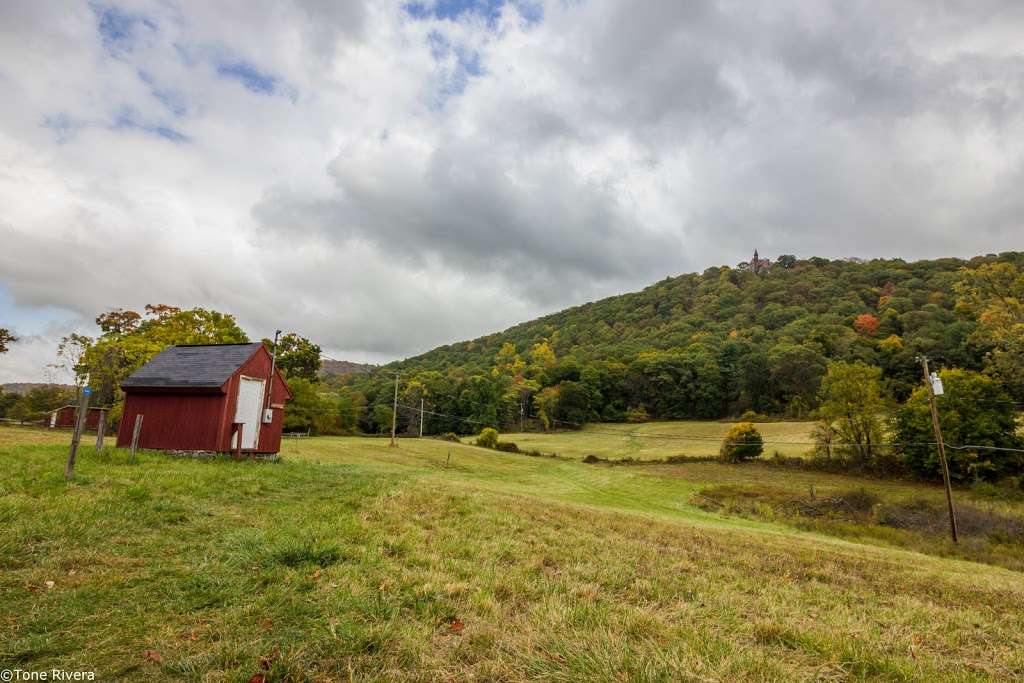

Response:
(233, 376), (265, 450)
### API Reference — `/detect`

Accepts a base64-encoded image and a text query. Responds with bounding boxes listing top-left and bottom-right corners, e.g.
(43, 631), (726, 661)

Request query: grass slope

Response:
(2, 427), (1023, 681)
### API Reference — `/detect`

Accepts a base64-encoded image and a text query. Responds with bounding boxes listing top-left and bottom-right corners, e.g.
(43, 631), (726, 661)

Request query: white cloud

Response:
(1, 0), (1023, 381)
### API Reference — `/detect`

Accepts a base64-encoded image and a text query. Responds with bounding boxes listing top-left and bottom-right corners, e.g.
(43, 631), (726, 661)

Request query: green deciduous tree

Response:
(955, 261), (1024, 400)
(896, 369), (1023, 482)
(6, 385), (76, 423)
(263, 333), (322, 382)
(282, 378), (320, 432)
(0, 389), (16, 418)
(371, 404), (394, 435)
(336, 389), (366, 435)
(280, 377), (357, 435)
(0, 328), (16, 354)
(534, 385), (560, 431)
(769, 344), (827, 413)
(816, 361), (893, 467)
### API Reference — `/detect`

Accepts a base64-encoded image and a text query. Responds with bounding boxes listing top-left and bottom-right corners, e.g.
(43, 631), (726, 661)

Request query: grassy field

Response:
(2, 426), (1024, 681)
(484, 420), (818, 460)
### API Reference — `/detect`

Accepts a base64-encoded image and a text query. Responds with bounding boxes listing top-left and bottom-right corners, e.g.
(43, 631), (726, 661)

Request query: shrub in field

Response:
(626, 405), (649, 423)
(476, 427), (499, 449)
(440, 432), (461, 442)
(494, 441), (519, 453)
(720, 422), (764, 462)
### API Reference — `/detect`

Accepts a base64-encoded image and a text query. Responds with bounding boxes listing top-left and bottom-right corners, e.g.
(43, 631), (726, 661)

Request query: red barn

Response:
(116, 343), (293, 454)
(50, 405), (105, 430)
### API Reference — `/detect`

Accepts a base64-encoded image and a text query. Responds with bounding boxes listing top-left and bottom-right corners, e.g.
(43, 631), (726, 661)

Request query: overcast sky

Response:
(1, 0), (1022, 382)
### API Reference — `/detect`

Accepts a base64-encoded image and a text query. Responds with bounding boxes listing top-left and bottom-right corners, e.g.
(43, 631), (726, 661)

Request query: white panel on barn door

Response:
(233, 376), (265, 450)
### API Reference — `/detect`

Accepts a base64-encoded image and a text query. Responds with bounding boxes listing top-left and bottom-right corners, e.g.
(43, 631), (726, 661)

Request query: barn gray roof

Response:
(121, 343), (263, 389)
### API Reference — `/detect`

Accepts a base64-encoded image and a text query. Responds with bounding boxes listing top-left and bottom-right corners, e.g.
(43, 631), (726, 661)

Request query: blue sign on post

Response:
(83, 387), (92, 396)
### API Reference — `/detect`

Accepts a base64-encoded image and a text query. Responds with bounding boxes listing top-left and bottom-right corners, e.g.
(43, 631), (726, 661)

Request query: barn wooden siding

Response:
(116, 392), (225, 450)
(52, 406), (104, 430)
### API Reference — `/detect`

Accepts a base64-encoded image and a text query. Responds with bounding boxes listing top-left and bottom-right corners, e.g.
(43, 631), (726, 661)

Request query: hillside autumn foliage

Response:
(336, 253), (1023, 437)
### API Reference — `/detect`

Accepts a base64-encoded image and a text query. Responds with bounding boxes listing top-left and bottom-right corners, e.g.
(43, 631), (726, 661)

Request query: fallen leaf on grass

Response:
(260, 618), (274, 629)
(247, 675), (266, 683)
(450, 618), (464, 633)
(44, 580), (55, 589)
(311, 568), (322, 580)
(143, 649), (163, 663)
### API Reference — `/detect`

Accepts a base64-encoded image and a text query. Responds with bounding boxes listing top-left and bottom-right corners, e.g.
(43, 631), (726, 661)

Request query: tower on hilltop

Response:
(751, 250), (772, 275)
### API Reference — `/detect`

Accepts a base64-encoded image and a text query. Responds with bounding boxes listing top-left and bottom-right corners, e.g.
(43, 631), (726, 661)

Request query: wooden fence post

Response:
(65, 387), (91, 480)
(129, 414), (143, 464)
(95, 409), (107, 453)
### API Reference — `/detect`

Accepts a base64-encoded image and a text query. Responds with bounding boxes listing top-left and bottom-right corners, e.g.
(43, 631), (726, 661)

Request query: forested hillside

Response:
(339, 252), (1023, 436)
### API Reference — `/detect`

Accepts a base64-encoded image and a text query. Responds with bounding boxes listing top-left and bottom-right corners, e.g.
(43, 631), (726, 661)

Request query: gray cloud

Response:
(2, 0), (1024, 381)
(254, 135), (684, 303)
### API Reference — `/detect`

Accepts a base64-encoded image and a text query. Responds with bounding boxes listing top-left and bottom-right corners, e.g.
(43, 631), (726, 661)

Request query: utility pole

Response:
(389, 372), (399, 447)
(918, 356), (958, 543)
(419, 397), (425, 438)
(265, 329), (282, 416)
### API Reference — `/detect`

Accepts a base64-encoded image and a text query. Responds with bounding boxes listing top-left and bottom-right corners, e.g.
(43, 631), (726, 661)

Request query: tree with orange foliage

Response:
(853, 313), (880, 336)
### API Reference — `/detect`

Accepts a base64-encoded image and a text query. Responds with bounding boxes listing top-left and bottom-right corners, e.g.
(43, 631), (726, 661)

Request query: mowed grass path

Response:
(488, 420), (817, 460)
(1, 427), (1023, 681)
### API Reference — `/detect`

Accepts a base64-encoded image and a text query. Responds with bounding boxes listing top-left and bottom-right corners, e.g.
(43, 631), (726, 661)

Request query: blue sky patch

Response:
(172, 43), (295, 100)
(424, 30), (486, 107)
(0, 283), (77, 336)
(138, 70), (188, 117)
(455, 45), (483, 78)
(406, 0), (505, 23)
(93, 3), (157, 56)
(113, 107), (189, 143)
(217, 61), (278, 95)
(41, 113), (80, 143)
(405, 0), (542, 26)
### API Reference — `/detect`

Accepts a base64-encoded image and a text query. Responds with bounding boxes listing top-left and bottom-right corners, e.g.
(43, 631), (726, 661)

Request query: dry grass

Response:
(2, 426), (1023, 681)
(490, 420), (817, 460)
